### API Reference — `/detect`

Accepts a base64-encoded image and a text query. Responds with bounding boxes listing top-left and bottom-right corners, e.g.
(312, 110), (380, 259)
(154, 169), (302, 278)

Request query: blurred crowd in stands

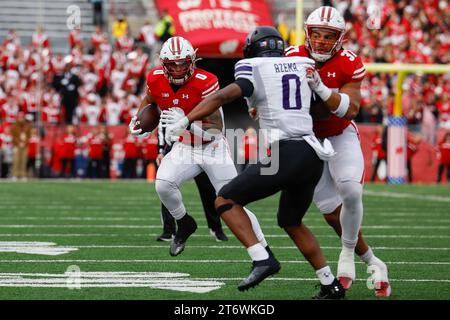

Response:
(0, 8), (176, 180)
(0, 0), (448, 181)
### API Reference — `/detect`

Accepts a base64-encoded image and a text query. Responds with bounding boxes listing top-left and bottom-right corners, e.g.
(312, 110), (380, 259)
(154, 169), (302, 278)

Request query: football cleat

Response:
(169, 215), (197, 256)
(209, 228), (229, 242)
(238, 255), (281, 291)
(375, 281), (392, 297)
(313, 278), (346, 300)
(338, 277), (353, 290)
(371, 262), (391, 297)
(337, 249), (356, 289)
(156, 232), (175, 242)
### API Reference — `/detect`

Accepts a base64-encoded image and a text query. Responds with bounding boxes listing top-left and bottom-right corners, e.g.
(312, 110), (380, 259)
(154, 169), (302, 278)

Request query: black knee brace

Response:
(216, 203), (233, 216)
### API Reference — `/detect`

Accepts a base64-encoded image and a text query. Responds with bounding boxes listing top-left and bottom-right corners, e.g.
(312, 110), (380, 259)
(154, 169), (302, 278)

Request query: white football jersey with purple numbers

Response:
(234, 56), (315, 144)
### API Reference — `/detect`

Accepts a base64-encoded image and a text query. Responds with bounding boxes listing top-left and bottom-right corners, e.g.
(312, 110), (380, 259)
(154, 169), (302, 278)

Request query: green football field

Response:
(0, 181), (448, 300)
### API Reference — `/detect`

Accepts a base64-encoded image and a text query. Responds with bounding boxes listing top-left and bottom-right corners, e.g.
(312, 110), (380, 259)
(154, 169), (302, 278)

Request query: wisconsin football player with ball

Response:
(130, 36), (270, 263)
(285, 6), (390, 296)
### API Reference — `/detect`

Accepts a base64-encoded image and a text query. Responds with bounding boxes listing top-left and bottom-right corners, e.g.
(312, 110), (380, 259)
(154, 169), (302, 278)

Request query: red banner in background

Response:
(155, 0), (273, 58)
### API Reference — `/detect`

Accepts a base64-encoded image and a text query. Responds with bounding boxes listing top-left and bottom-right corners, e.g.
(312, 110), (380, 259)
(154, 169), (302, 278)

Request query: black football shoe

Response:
(169, 214), (197, 256)
(238, 255), (281, 291)
(209, 228), (229, 242)
(313, 278), (346, 300)
(265, 245), (275, 258)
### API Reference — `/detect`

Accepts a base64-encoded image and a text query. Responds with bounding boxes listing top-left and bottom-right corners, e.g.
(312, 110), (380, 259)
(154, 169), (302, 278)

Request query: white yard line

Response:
(0, 224), (448, 230)
(201, 277), (450, 283)
(32, 244), (448, 251)
(0, 274), (448, 284)
(0, 233), (449, 238)
(0, 216), (448, 223)
(0, 259), (448, 265)
(363, 190), (450, 202)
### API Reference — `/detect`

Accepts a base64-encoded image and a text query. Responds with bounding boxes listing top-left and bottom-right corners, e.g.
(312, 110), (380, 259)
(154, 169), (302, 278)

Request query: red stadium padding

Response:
(155, 0), (273, 58)
(358, 126), (448, 184)
(35, 124), (448, 183)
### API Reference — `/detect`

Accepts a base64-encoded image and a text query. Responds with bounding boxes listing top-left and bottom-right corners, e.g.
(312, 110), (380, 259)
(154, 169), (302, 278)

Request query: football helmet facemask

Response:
(160, 36), (197, 85)
(305, 6), (346, 62)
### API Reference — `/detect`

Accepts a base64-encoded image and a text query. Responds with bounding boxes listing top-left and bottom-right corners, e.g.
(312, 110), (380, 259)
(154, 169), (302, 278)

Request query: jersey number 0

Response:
(282, 74), (302, 110)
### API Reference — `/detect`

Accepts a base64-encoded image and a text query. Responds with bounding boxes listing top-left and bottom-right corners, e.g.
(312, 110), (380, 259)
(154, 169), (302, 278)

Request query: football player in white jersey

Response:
(166, 26), (345, 299)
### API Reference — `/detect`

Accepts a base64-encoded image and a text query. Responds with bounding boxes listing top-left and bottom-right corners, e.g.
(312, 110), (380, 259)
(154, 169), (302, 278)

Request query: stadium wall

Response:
(358, 125), (448, 184)
(37, 124), (448, 184)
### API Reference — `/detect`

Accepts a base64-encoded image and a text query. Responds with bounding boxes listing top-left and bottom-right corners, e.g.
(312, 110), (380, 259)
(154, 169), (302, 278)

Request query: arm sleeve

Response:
(234, 78), (254, 97)
(234, 59), (256, 97)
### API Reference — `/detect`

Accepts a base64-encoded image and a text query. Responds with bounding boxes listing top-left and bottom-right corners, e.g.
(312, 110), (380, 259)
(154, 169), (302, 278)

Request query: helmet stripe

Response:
(321, 7), (326, 21)
(170, 37), (181, 55)
(169, 38), (175, 54)
(175, 37), (181, 54)
(326, 7), (332, 21)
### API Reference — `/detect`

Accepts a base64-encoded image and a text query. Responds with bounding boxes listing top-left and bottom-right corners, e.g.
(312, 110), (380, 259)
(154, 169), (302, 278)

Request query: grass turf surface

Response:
(0, 181), (448, 300)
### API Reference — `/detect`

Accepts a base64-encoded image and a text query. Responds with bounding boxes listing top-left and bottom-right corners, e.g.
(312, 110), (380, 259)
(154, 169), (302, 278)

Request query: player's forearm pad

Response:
(332, 93), (350, 118)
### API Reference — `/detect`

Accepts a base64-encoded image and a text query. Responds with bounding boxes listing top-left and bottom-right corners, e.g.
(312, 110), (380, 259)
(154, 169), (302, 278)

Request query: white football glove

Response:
(304, 65), (332, 101)
(129, 116), (149, 138)
(164, 116), (190, 146)
(160, 107), (185, 127)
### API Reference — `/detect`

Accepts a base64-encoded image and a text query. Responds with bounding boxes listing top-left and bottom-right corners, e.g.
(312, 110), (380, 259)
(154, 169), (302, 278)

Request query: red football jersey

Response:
(146, 67), (219, 115)
(438, 140), (450, 165)
(143, 133), (158, 160)
(88, 134), (104, 160)
(407, 133), (419, 160)
(27, 134), (39, 158)
(62, 134), (77, 159)
(285, 45), (366, 138)
(123, 135), (141, 159)
(372, 135), (386, 160)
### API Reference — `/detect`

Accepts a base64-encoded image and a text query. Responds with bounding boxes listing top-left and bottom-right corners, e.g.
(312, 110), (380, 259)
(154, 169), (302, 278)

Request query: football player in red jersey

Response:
(437, 132), (450, 183)
(129, 37), (269, 260)
(284, 6), (390, 296)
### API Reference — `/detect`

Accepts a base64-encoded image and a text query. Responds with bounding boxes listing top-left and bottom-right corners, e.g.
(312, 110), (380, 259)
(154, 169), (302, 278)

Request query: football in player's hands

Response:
(136, 104), (161, 133)
(310, 95), (331, 121)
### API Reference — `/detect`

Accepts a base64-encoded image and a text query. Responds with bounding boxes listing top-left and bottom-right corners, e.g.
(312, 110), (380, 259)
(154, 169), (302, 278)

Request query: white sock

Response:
(360, 247), (384, 266)
(359, 247), (374, 264)
(244, 208), (268, 247)
(316, 266), (334, 285)
(341, 243), (355, 255)
(247, 243), (269, 261)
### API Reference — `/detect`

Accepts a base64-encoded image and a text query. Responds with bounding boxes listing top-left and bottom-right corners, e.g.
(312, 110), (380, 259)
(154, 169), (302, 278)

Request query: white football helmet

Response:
(159, 36), (197, 85)
(304, 6), (346, 62)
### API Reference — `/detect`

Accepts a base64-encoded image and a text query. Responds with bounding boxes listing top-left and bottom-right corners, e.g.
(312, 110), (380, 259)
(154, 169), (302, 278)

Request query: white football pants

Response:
(155, 137), (267, 246)
(313, 123), (364, 248)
